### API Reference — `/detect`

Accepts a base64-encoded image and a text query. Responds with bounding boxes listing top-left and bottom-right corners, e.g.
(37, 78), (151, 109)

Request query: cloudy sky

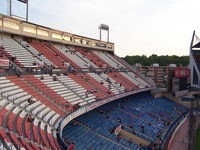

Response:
(0, 0), (200, 57)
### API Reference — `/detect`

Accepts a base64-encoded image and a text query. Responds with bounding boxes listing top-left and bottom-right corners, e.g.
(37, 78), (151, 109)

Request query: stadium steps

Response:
(99, 73), (125, 93)
(1, 37), (40, 68)
(34, 74), (84, 106)
(113, 54), (155, 87)
(6, 76), (66, 115)
(91, 52), (134, 90)
(68, 74), (105, 99)
(75, 47), (105, 68)
(15, 39), (54, 67)
(85, 73), (115, 97)
(75, 48), (134, 91)
(30, 42), (64, 68)
(49, 45), (80, 69)
(87, 72), (120, 95)
(120, 72), (143, 88)
(95, 51), (142, 88)
(22, 75), (73, 112)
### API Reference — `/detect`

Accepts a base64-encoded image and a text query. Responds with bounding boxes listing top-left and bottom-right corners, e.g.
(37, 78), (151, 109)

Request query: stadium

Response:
(0, 1), (200, 150)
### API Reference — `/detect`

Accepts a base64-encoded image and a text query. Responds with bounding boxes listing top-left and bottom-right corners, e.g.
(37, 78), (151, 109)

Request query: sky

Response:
(0, 0), (200, 57)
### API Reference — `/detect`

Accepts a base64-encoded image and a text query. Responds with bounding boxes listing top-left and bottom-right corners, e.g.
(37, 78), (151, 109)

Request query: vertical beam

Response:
(107, 29), (109, 42)
(10, 0), (12, 17)
(99, 29), (101, 41)
(26, 0), (29, 21)
(1, 17), (3, 40)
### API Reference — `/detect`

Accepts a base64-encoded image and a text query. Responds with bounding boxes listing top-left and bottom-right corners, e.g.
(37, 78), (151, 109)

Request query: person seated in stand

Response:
(149, 121), (152, 126)
(132, 129), (135, 135)
(85, 91), (88, 98)
(38, 52), (43, 56)
(11, 54), (16, 61)
(138, 143), (142, 150)
(95, 96), (100, 101)
(99, 109), (103, 114)
(107, 90), (111, 94)
(141, 124), (144, 129)
(93, 87), (98, 92)
(72, 121), (78, 127)
(65, 102), (70, 108)
(56, 71), (61, 76)
(0, 50), (3, 57)
(73, 103), (80, 110)
(117, 135), (122, 142)
(128, 138), (132, 144)
(129, 124), (134, 129)
(40, 74), (44, 80)
(27, 114), (34, 123)
(53, 76), (58, 81)
(106, 77), (111, 83)
(32, 61), (37, 66)
(27, 96), (35, 104)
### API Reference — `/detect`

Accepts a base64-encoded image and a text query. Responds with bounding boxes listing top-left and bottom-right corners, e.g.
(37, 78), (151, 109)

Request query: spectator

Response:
(129, 124), (134, 129)
(53, 76), (58, 81)
(117, 135), (121, 142)
(128, 138), (132, 144)
(132, 129), (135, 135)
(27, 96), (34, 104)
(149, 121), (152, 126)
(40, 75), (44, 80)
(11, 54), (16, 61)
(38, 52), (43, 56)
(85, 91), (88, 98)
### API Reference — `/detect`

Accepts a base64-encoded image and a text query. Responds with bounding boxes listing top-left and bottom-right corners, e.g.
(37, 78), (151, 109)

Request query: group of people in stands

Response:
(85, 88), (98, 98)
(72, 103), (80, 111)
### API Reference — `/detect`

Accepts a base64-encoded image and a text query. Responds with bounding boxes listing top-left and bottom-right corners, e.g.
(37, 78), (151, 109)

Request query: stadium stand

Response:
(192, 50), (200, 70)
(0, 14), (190, 150)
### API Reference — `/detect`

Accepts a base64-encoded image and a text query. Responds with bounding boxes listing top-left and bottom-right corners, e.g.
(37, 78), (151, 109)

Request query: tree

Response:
(123, 54), (189, 67)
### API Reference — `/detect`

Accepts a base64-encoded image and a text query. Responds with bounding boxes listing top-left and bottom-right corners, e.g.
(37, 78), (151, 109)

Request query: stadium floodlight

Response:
(99, 24), (109, 42)
(18, 0), (28, 3)
(9, 0), (29, 21)
(99, 24), (109, 31)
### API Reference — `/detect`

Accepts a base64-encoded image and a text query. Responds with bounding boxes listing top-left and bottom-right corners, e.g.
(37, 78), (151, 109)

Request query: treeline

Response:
(124, 54), (189, 67)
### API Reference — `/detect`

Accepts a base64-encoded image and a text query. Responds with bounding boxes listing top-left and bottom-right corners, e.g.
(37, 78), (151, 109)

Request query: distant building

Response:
(169, 64), (177, 68)
(136, 65), (170, 88)
(135, 65), (190, 90)
(152, 63), (159, 67)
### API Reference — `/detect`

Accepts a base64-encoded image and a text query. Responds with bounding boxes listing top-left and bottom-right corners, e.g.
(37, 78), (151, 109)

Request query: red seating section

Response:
(49, 45), (80, 68)
(76, 48), (138, 91)
(6, 76), (67, 115)
(23, 75), (73, 111)
(69, 74), (107, 99)
(30, 42), (64, 68)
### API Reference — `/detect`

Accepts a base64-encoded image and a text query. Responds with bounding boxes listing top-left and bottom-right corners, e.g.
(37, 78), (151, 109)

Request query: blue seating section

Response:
(62, 122), (132, 150)
(62, 92), (189, 150)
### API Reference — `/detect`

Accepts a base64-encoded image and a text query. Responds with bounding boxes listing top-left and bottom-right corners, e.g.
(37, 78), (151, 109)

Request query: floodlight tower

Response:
(8, 0), (29, 21)
(99, 24), (109, 42)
